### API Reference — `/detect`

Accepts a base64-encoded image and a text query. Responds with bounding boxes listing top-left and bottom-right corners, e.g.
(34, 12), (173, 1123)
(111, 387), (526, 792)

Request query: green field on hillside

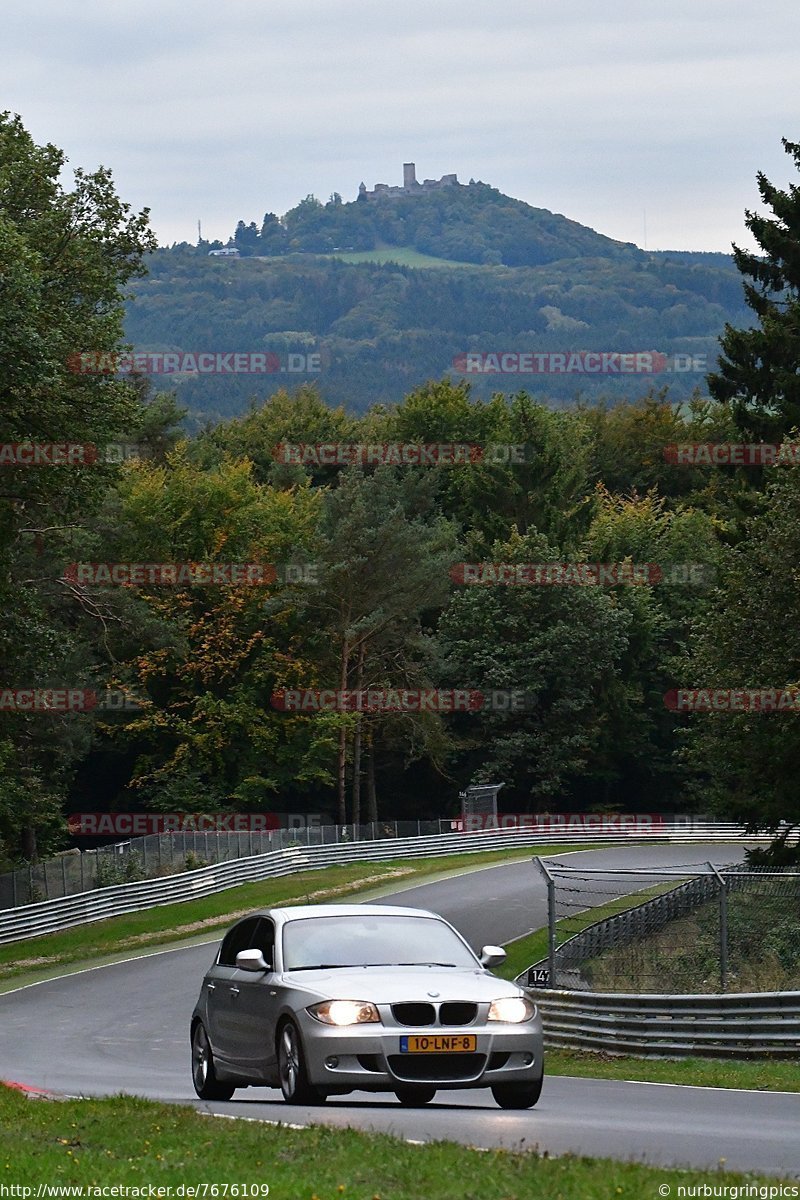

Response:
(327, 246), (475, 268)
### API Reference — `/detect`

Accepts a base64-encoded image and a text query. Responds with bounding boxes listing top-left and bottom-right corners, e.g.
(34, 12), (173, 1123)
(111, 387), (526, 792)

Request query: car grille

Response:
(388, 1053), (487, 1082)
(440, 1002), (477, 1025)
(392, 1002), (435, 1026)
(391, 1002), (478, 1027)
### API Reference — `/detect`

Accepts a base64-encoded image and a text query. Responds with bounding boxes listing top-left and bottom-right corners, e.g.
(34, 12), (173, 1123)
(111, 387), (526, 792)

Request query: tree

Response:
(0, 113), (155, 860)
(233, 220), (260, 256)
(708, 138), (800, 440)
(437, 529), (631, 801)
(310, 468), (459, 823)
(92, 448), (334, 810)
(384, 382), (595, 553)
(680, 456), (800, 856)
(581, 486), (721, 807)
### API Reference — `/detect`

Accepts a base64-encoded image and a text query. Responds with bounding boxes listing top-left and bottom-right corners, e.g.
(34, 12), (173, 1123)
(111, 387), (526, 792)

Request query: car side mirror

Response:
(236, 949), (270, 972)
(480, 945), (507, 968)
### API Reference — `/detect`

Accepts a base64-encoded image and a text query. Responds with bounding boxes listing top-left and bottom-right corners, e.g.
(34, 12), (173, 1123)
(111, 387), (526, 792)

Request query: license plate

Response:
(399, 1035), (477, 1053)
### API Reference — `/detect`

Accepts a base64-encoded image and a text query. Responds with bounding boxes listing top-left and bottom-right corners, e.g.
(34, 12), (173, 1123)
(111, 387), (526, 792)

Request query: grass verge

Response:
(0, 845), (586, 990)
(545, 1049), (800, 1092)
(0, 1085), (785, 1194)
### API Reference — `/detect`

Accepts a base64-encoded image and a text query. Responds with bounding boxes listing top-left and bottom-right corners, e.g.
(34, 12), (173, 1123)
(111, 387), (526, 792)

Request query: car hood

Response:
(280, 965), (523, 1002)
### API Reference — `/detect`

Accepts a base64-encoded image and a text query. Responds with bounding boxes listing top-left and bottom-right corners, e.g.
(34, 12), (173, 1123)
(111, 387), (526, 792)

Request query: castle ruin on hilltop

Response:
(357, 162), (461, 200)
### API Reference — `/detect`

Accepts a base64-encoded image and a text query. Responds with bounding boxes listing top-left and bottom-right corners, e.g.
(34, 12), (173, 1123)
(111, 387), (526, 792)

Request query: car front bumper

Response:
(295, 1009), (544, 1091)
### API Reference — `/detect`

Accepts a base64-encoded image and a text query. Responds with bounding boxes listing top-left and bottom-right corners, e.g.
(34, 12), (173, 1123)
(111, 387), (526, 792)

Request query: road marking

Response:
(202, 1110), (501, 1152)
(551, 1080), (800, 1099)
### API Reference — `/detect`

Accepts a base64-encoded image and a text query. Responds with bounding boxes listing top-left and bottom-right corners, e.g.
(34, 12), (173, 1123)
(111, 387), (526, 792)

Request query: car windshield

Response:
(282, 914), (478, 971)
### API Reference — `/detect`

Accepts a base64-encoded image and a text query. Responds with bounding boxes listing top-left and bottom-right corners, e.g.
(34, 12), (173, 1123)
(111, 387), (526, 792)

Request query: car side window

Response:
(250, 918), (275, 969)
(217, 917), (259, 966)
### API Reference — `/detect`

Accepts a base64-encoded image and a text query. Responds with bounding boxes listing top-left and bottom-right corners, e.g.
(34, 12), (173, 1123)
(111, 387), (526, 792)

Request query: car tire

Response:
(491, 1073), (543, 1110)
(277, 1021), (327, 1105)
(394, 1085), (437, 1106)
(191, 1022), (235, 1101)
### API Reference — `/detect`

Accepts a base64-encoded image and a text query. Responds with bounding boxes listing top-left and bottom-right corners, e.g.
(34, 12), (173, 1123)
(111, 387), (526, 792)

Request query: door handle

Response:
(207, 982), (216, 991)
(229, 986), (240, 996)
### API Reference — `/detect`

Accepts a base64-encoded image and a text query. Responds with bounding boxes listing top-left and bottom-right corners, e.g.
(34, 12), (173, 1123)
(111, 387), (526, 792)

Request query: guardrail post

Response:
(533, 856), (557, 987)
(708, 862), (728, 992)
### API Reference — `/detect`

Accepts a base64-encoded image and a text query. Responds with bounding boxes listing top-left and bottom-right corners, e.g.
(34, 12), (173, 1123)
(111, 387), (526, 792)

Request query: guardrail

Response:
(0, 821), (775, 946)
(530, 988), (800, 1057)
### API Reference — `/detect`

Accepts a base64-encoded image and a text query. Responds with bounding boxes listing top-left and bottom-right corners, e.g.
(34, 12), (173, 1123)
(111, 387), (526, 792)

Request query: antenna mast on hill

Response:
(197, 219), (202, 245)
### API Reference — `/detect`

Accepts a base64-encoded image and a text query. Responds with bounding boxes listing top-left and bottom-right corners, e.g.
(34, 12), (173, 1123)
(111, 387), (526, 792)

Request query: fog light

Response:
(325, 1056), (339, 1069)
(522, 1052), (534, 1065)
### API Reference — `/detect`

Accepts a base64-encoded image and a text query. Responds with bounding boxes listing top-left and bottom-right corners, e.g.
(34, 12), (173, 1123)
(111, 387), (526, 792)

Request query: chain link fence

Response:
(526, 859), (800, 994)
(0, 820), (456, 909)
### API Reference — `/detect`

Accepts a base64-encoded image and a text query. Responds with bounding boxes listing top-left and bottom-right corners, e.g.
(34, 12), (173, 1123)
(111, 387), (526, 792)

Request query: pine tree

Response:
(709, 139), (800, 440)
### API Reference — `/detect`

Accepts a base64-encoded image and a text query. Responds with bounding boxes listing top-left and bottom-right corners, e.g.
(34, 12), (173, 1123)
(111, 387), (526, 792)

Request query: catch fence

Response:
(524, 859), (800, 995)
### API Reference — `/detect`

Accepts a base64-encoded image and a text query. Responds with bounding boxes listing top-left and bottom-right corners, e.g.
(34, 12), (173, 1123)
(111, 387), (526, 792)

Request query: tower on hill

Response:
(359, 164), (460, 200)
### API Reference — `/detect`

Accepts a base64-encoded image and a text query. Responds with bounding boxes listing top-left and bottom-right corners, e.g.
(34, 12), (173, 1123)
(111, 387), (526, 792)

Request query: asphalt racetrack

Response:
(1, 843), (798, 1176)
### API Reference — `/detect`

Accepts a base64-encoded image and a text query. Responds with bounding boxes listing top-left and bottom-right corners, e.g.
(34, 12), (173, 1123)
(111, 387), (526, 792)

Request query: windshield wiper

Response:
(289, 960), (460, 970)
(393, 961), (458, 967)
(288, 963), (356, 971)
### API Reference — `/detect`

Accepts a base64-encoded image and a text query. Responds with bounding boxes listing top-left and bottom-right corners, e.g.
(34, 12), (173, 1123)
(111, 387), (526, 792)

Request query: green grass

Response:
(546, 1049), (800, 1091)
(325, 246), (476, 269)
(0, 1085), (786, 1194)
(0, 845), (586, 991)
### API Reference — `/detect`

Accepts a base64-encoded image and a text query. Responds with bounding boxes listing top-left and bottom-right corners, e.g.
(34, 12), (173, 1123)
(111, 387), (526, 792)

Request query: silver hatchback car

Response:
(191, 903), (544, 1109)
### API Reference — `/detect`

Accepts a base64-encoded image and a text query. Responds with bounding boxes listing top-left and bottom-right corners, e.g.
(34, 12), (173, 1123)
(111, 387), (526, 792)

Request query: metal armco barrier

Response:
(531, 989), (800, 1058)
(0, 821), (777, 946)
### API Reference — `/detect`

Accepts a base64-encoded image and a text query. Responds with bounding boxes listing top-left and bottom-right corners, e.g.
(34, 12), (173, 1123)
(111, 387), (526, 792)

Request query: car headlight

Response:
(307, 1000), (381, 1026)
(487, 996), (537, 1023)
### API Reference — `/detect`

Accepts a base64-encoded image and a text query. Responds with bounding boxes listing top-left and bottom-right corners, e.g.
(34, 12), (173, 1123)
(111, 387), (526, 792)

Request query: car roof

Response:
(237, 903), (442, 923)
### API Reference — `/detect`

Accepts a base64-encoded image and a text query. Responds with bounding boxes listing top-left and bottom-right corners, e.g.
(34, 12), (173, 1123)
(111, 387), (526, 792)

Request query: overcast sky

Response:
(6, 0), (800, 253)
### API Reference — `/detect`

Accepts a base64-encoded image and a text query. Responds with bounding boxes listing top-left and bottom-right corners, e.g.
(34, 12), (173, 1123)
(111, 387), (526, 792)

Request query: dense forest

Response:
(3, 115), (800, 867)
(125, 180), (751, 422)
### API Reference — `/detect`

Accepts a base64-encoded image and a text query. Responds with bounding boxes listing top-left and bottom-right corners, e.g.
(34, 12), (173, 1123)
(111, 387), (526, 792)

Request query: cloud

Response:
(5, 0), (800, 250)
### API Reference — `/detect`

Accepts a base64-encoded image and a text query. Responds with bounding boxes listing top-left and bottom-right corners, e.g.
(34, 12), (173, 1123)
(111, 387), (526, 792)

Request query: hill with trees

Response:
(125, 184), (750, 423)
